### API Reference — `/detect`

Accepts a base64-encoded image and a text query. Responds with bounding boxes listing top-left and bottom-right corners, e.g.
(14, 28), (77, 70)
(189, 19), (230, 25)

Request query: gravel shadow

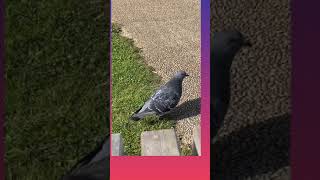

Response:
(165, 98), (201, 121)
(211, 113), (290, 180)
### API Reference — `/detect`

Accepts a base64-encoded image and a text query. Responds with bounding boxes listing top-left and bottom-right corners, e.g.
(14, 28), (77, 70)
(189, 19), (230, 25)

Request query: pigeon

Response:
(130, 71), (189, 121)
(210, 31), (251, 140)
(61, 136), (110, 180)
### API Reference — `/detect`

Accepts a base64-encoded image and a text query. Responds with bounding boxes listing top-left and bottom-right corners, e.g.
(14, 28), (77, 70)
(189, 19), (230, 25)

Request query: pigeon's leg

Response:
(147, 119), (158, 125)
(158, 110), (172, 120)
(159, 116), (166, 120)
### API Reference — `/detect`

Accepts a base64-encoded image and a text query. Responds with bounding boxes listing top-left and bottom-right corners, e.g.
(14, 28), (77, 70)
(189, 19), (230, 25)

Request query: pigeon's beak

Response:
(185, 74), (189, 77)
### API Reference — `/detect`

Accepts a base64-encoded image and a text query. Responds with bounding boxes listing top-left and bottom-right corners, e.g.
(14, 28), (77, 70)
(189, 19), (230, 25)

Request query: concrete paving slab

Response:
(141, 129), (180, 156)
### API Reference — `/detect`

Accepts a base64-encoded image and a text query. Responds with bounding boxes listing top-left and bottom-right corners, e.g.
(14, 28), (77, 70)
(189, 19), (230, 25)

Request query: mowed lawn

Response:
(111, 25), (174, 155)
(5, 0), (109, 179)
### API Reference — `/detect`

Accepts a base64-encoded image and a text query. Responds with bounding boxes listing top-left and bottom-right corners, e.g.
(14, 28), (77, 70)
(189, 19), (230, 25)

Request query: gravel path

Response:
(112, 0), (200, 147)
(211, 0), (291, 179)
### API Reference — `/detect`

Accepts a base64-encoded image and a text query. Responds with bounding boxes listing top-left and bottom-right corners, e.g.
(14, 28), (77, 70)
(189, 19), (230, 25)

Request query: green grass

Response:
(5, 0), (109, 179)
(111, 25), (175, 155)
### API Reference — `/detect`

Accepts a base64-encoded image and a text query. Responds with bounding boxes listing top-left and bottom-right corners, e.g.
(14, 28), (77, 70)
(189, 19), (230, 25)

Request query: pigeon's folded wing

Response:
(149, 87), (180, 115)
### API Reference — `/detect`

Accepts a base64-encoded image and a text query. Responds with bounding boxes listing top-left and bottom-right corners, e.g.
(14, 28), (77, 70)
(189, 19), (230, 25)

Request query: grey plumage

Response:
(130, 71), (189, 121)
(210, 31), (251, 140)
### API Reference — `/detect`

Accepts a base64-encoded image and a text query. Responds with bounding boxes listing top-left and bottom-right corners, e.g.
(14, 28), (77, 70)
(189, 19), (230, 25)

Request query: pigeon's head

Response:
(174, 71), (189, 79)
(212, 31), (251, 64)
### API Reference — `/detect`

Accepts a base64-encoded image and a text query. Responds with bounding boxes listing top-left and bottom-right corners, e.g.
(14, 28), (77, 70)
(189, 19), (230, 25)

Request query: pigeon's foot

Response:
(158, 110), (172, 120)
(147, 120), (158, 125)
(159, 115), (171, 121)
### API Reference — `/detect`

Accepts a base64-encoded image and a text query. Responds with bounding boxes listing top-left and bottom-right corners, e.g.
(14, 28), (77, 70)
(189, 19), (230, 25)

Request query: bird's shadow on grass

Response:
(211, 113), (290, 179)
(164, 98), (201, 121)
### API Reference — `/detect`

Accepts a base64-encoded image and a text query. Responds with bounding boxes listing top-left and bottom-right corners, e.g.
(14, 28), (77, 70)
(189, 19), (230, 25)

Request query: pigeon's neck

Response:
(166, 77), (183, 91)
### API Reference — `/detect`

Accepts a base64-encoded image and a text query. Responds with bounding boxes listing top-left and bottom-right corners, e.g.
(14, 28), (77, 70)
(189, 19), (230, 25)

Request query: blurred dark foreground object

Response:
(61, 135), (110, 180)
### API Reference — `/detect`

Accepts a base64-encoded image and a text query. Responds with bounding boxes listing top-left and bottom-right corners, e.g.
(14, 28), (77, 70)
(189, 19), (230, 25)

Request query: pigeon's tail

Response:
(62, 135), (110, 179)
(129, 107), (143, 121)
(130, 114), (142, 121)
(129, 110), (155, 121)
